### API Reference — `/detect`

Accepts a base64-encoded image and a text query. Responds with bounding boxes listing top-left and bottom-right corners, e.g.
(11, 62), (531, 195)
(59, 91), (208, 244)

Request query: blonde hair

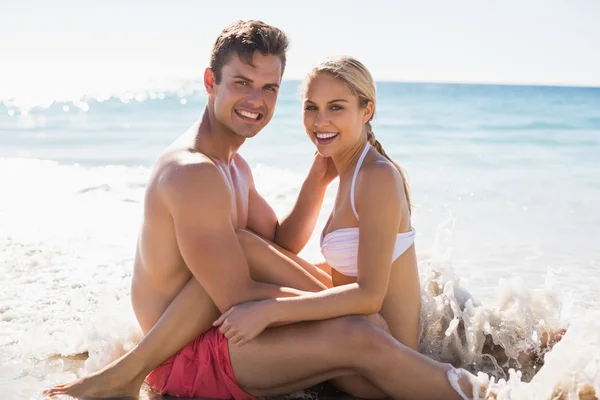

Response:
(302, 56), (411, 214)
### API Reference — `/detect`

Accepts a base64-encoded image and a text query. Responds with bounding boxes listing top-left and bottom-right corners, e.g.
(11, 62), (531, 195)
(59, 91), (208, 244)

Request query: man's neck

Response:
(194, 107), (245, 165)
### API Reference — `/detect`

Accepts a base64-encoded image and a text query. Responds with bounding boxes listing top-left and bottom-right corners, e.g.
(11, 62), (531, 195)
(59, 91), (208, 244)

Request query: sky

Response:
(2, 0), (600, 100)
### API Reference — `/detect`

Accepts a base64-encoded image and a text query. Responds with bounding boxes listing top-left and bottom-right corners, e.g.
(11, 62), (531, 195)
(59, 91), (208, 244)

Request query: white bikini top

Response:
(320, 144), (416, 277)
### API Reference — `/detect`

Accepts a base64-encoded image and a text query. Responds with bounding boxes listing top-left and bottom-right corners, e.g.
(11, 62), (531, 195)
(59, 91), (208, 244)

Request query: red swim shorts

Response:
(146, 328), (255, 399)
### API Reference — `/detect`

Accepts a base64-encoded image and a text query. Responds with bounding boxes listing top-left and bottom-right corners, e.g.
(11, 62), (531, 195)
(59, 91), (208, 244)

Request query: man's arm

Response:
(162, 160), (304, 312)
(243, 154), (332, 254)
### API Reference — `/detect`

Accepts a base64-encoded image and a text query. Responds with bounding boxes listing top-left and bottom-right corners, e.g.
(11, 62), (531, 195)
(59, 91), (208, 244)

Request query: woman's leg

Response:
(237, 228), (333, 288)
(237, 228), (386, 398)
(229, 316), (474, 400)
(380, 245), (422, 351)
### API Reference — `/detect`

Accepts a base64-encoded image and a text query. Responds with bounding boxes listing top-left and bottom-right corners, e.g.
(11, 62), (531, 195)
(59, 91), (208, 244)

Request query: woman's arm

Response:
(266, 162), (405, 322)
(273, 154), (337, 253)
(245, 153), (335, 254)
(216, 162), (408, 344)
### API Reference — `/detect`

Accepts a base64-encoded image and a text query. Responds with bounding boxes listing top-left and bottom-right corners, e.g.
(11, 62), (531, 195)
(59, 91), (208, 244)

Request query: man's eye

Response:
(236, 81), (249, 86)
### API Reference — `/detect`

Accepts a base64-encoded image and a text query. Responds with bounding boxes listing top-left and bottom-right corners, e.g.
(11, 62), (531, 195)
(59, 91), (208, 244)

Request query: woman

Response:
(213, 56), (563, 397)
(211, 55), (422, 397)
(217, 56), (421, 351)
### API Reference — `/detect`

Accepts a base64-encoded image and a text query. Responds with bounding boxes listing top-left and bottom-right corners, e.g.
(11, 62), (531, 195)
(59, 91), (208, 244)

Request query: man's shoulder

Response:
(157, 151), (229, 201)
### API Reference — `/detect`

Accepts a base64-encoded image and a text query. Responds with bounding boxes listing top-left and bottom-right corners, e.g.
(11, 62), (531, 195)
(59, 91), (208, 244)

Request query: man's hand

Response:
(307, 151), (337, 186)
(213, 300), (272, 346)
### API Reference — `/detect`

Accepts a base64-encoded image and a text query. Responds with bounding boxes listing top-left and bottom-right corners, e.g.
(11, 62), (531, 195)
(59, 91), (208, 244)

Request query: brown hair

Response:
(302, 56), (412, 214)
(210, 20), (289, 83)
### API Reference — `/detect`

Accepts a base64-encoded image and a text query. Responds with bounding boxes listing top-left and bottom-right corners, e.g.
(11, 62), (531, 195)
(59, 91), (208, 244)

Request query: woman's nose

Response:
(314, 111), (328, 128)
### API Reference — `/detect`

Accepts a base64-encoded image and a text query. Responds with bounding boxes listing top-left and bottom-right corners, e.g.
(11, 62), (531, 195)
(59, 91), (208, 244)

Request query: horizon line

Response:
(284, 78), (600, 90)
(161, 75), (600, 90)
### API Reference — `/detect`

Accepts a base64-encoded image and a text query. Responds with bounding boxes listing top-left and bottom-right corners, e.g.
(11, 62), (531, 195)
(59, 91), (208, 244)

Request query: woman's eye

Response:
(304, 105), (316, 111)
(331, 105), (342, 111)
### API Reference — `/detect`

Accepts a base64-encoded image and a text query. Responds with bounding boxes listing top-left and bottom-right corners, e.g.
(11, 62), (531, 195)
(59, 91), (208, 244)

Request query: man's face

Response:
(207, 52), (282, 139)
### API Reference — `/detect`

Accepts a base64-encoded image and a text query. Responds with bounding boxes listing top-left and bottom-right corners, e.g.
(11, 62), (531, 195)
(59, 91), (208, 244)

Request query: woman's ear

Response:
(362, 100), (374, 124)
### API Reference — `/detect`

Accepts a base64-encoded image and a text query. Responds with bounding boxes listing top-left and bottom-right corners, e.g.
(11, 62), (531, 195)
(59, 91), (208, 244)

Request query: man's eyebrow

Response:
(232, 75), (279, 88)
(232, 75), (253, 81)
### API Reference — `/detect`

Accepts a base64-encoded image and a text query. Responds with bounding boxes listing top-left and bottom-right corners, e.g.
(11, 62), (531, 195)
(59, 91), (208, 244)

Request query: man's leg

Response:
(229, 316), (467, 400)
(129, 228), (332, 380)
(45, 231), (351, 399)
(46, 230), (392, 400)
(44, 276), (219, 399)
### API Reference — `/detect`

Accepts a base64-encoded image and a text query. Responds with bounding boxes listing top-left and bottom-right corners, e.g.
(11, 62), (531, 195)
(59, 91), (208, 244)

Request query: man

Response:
(45, 20), (472, 400)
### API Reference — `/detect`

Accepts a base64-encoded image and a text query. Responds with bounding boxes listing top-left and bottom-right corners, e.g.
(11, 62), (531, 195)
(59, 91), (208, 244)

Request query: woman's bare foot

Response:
(482, 327), (567, 381)
(516, 328), (567, 370)
(552, 383), (598, 400)
(43, 356), (146, 399)
(577, 385), (598, 400)
(447, 366), (497, 400)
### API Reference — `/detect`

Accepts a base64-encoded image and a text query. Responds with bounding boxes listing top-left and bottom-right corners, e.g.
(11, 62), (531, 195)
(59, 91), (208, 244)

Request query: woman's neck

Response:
(332, 137), (369, 179)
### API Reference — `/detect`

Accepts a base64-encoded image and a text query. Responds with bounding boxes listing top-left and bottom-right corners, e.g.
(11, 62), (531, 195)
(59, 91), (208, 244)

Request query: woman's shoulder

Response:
(355, 157), (407, 217)
(360, 155), (404, 187)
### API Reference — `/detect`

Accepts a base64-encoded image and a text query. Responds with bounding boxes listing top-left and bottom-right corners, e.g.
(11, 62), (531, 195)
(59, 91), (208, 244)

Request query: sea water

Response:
(1, 81), (599, 399)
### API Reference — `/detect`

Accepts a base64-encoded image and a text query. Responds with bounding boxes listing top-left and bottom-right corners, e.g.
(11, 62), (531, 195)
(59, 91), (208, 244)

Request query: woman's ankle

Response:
(446, 366), (484, 400)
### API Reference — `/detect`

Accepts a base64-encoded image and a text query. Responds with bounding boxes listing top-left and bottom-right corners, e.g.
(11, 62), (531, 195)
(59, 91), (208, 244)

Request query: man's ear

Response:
(204, 68), (216, 94)
(362, 100), (374, 124)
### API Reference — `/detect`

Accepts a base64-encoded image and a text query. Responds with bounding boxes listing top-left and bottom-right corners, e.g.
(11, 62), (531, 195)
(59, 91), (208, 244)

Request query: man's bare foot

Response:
(43, 357), (146, 399)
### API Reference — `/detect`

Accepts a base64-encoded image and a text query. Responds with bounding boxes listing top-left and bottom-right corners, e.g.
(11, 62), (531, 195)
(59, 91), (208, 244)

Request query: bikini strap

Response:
(350, 144), (371, 220)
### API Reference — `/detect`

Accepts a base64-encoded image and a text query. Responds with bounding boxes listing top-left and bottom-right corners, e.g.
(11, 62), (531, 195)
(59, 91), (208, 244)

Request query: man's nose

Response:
(245, 87), (263, 107)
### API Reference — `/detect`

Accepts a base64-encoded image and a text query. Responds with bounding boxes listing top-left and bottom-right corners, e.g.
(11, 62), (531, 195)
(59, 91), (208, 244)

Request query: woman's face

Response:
(302, 73), (371, 158)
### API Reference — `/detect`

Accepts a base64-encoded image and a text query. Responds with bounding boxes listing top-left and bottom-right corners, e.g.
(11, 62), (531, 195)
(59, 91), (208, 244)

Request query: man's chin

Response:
(234, 130), (261, 139)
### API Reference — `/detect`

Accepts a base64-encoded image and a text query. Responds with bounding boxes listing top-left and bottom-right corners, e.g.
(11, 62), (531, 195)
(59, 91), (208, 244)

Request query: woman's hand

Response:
(213, 301), (272, 346)
(307, 151), (337, 186)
